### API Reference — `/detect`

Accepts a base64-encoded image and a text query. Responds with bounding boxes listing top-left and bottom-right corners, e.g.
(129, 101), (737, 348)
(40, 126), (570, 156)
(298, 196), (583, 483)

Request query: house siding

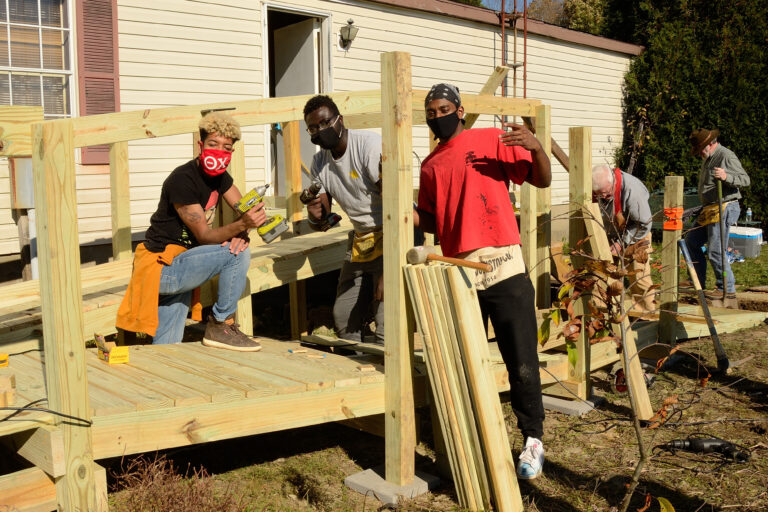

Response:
(0, 0), (633, 255)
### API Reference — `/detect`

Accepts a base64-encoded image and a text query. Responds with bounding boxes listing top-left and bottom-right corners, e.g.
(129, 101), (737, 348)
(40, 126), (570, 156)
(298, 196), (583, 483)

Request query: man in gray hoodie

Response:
(592, 165), (655, 312)
(685, 129), (750, 299)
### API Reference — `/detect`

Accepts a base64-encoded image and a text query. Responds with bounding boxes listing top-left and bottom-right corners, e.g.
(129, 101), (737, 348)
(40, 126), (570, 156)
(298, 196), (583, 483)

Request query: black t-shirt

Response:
(144, 158), (234, 252)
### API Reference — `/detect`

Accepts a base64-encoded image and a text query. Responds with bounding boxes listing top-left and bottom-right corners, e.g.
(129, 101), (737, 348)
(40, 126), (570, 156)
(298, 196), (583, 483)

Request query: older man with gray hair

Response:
(592, 165), (655, 313)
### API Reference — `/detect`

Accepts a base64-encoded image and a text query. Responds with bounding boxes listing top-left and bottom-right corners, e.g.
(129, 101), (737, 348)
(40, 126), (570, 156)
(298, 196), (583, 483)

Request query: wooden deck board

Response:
(159, 343), (309, 396)
(81, 357), (177, 412)
(8, 353), (136, 417)
(219, 340), (363, 390)
(126, 346), (249, 403)
(84, 351), (211, 407)
(182, 344), (309, 393)
(139, 346), (269, 399)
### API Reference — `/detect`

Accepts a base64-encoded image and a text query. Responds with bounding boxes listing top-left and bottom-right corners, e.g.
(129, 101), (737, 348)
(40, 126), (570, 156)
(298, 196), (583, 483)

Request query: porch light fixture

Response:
(339, 19), (359, 50)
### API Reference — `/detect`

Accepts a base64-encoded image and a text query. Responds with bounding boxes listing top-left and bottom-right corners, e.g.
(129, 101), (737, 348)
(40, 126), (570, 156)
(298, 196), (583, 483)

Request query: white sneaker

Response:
(517, 437), (544, 480)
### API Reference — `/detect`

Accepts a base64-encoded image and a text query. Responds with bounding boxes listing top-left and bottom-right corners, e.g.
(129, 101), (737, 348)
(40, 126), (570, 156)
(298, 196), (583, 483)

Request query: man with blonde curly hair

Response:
(117, 111), (265, 351)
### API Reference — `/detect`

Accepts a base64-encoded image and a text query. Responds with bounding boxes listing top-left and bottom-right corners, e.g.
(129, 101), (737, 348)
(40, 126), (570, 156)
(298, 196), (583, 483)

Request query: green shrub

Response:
(615, 1), (768, 225)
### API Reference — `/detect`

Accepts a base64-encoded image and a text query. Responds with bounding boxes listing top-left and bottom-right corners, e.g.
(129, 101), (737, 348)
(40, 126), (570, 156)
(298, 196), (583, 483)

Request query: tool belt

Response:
(351, 230), (383, 262)
(697, 201), (733, 226)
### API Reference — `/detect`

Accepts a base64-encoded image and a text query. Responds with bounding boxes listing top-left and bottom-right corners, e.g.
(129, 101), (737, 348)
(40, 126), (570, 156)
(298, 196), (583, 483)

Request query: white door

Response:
(273, 18), (320, 194)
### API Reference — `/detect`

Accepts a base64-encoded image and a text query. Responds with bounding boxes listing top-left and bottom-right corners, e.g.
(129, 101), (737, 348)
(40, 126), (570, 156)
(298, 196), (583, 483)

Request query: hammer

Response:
(406, 245), (492, 272)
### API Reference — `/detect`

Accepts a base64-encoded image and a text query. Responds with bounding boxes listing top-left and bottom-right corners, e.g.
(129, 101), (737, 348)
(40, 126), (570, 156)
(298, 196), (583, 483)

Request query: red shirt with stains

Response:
(418, 127), (532, 258)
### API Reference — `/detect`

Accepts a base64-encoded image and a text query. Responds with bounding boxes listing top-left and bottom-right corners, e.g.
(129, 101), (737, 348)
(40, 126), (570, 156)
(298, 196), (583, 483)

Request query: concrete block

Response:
(543, 394), (604, 416)
(344, 465), (440, 505)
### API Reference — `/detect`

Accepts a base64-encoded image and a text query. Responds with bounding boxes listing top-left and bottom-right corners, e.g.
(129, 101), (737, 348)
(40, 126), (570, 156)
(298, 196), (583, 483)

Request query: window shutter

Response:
(76, 0), (119, 164)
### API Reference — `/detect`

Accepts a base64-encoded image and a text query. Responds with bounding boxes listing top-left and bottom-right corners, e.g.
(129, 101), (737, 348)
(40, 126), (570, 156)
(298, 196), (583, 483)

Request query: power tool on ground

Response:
(300, 182), (341, 231)
(655, 436), (749, 462)
(234, 184), (289, 244)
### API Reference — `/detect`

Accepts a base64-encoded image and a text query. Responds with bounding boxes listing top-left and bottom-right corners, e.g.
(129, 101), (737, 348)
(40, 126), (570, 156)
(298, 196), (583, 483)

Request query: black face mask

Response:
(311, 124), (342, 150)
(426, 112), (461, 141)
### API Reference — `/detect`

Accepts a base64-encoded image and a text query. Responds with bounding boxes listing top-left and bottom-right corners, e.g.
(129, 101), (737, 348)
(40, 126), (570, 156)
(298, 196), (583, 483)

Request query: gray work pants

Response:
(333, 233), (384, 343)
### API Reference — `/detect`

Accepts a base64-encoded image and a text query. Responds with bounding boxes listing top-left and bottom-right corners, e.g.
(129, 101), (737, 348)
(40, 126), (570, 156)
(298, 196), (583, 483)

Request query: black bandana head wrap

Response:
(424, 83), (461, 109)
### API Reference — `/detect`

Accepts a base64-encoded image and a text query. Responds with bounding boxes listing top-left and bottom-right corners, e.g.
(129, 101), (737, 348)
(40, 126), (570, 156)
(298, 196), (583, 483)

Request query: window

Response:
(0, 0), (72, 118)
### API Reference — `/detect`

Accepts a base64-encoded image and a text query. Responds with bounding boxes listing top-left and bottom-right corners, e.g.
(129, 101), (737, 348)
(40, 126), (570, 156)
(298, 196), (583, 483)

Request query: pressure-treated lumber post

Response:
(520, 185), (537, 297)
(283, 120), (307, 339)
(534, 104), (552, 309)
(659, 176), (684, 344)
(381, 51), (416, 486)
(2, 106), (44, 280)
(225, 139), (254, 335)
(462, 65), (510, 129)
(32, 119), (98, 510)
(568, 127), (591, 399)
(109, 141), (132, 260)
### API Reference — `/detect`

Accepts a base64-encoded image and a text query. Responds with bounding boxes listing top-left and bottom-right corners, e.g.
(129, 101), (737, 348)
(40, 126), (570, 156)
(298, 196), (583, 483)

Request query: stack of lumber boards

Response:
(404, 263), (523, 512)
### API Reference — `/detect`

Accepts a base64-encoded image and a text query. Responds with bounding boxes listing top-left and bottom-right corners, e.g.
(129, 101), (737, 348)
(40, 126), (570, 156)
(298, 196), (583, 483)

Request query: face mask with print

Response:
(426, 112), (461, 140)
(199, 148), (232, 176)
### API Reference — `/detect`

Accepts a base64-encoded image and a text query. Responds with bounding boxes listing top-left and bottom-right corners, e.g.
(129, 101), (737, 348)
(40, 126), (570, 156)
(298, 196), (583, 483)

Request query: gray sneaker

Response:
(202, 315), (262, 352)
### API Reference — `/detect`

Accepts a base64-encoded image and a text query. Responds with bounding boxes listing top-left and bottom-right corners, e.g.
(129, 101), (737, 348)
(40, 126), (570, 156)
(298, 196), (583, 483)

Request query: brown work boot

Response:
(202, 315), (262, 352)
(704, 288), (726, 299)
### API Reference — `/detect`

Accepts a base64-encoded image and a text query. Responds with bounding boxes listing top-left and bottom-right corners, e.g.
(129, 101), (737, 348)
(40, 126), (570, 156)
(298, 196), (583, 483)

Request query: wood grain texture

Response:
(534, 104), (552, 309)
(0, 467), (56, 512)
(4, 426), (65, 478)
(283, 121), (307, 339)
(33, 119), (96, 510)
(226, 139), (254, 335)
(0, 106), (44, 157)
(659, 176), (684, 344)
(109, 141), (132, 260)
(447, 266), (523, 512)
(568, 127), (592, 399)
(381, 51), (416, 486)
(72, 90), (382, 147)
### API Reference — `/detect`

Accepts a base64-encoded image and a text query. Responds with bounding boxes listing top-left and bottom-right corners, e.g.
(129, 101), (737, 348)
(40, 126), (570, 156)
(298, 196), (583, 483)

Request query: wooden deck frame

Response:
(16, 52), (549, 507)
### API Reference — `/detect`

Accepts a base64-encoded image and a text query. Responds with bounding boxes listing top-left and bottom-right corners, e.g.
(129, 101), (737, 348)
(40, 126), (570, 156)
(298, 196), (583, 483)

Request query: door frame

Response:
(262, 3), (333, 194)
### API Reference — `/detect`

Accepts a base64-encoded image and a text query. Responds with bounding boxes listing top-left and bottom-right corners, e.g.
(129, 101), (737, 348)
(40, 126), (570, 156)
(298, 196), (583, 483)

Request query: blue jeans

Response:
(153, 244), (251, 344)
(684, 202), (740, 293)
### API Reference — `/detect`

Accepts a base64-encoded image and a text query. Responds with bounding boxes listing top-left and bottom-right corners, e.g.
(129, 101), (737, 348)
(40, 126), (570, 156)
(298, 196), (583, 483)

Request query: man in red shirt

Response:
(414, 83), (551, 480)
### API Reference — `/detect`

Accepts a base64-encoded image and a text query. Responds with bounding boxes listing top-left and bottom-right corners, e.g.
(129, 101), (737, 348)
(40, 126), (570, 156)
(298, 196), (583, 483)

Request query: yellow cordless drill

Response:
(234, 184), (289, 243)
(299, 182), (341, 231)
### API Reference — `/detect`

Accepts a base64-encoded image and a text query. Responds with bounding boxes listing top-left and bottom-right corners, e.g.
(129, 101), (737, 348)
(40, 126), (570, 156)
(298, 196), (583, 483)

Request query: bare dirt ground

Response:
(105, 318), (768, 512)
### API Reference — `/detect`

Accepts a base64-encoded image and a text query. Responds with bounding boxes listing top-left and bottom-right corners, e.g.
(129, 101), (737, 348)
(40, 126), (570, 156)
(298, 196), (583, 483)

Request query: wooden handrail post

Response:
(381, 51), (416, 486)
(568, 126), (592, 400)
(534, 104), (552, 309)
(284, 120), (307, 339)
(659, 176), (684, 344)
(32, 119), (97, 510)
(109, 141), (132, 260)
(227, 139), (254, 335)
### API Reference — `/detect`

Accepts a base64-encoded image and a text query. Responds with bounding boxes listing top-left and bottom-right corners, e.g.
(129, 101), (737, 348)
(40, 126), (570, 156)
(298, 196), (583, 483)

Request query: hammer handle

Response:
(426, 254), (492, 272)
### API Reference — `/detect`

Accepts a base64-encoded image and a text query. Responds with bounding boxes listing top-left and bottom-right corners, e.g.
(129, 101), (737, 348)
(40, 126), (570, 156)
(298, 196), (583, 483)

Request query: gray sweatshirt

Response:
(697, 144), (750, 205)
(599, 171), (653, 246)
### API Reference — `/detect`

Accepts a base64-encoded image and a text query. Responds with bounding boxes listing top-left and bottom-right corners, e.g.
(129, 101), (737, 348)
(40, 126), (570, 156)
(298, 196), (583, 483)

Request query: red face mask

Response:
(199, 148), (232, 176)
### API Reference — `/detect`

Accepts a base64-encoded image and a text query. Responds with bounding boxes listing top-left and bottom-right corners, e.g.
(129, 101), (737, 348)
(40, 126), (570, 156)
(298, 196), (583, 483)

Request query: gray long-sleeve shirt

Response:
(698, 144), (750, 205)
(599, 171), (653, 246)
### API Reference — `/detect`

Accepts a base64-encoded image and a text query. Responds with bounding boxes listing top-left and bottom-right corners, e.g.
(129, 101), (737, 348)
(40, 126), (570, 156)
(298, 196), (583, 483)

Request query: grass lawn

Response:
(651, 238), (768, 290)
